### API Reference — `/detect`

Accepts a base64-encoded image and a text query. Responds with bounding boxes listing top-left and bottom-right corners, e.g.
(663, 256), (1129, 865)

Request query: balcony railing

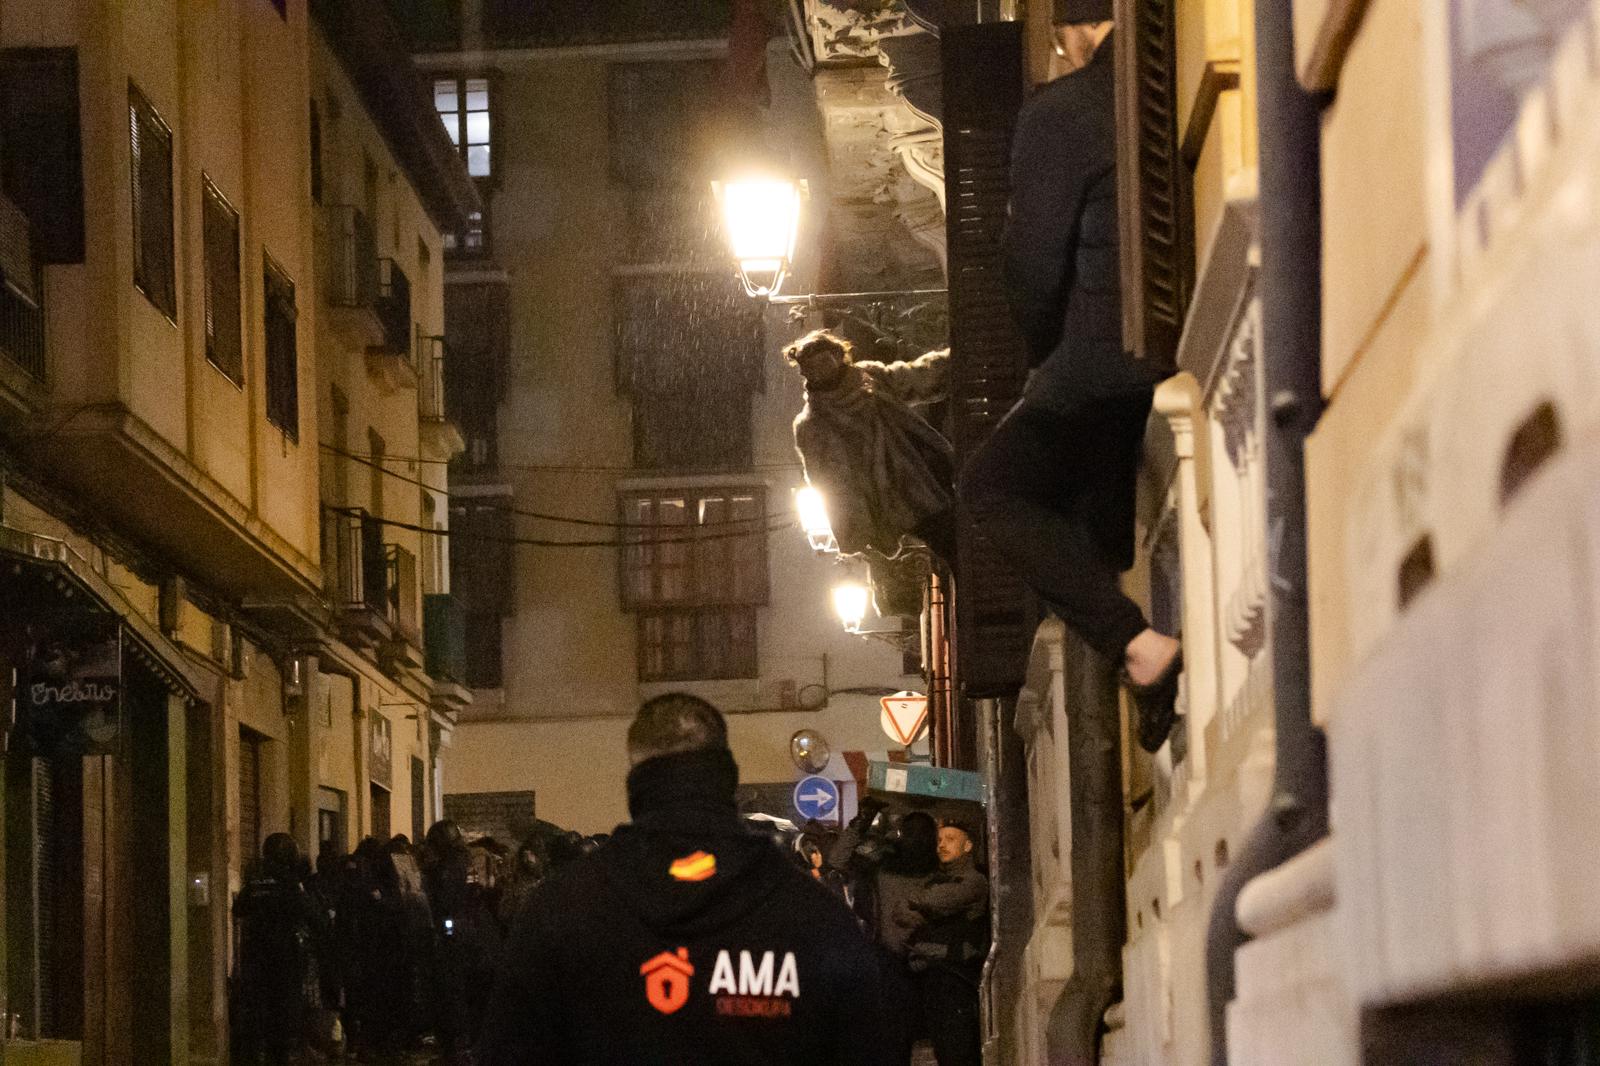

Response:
(424, 593), (467, 685)
(0, 194), (45, 381)
(418, 333), (447, 421)
(327, 205), (379, 309)
(327, 508), (388, 617)
(386, 542), (420, 644)
(376, 258), (411, 357)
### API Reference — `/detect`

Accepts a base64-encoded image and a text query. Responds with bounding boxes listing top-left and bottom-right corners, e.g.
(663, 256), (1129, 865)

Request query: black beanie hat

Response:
(1056, 0), (1113, 23)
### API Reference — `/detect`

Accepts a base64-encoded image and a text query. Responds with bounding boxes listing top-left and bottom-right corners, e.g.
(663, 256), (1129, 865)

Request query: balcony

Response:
(383, 541), (422, 667)
(325, 508), (394, 648)
(0, 193), (46, 406)
(417, 334), (466, 458)
(324, 205), (384, 350)
(366, 258), (417, 393)
(423, 593), (472, 714)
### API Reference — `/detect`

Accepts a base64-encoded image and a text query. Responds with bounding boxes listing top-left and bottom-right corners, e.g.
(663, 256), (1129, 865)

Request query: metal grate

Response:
(942, 21), (1034, 701)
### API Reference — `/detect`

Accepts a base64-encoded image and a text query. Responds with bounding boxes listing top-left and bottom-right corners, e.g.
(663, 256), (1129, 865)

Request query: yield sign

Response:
(880, 691), (929, 746)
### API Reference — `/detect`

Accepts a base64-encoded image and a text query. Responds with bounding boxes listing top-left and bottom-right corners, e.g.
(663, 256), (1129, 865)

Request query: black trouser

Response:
(959, 391), (1153, 661)
(921, 967), (982, 1066)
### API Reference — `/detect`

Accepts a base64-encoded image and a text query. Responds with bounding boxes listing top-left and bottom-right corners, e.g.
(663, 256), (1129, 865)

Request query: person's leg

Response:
(921, 968), (983, 1066)
(959, 400), (1150, 661)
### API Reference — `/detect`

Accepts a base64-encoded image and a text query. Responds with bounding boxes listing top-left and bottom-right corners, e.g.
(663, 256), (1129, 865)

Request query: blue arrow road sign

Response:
(792, 775), (840, 822)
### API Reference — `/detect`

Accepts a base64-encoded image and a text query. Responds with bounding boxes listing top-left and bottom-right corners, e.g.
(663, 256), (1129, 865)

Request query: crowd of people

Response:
(231, 731), (987, 1065)
(230, 821), (606, 1065)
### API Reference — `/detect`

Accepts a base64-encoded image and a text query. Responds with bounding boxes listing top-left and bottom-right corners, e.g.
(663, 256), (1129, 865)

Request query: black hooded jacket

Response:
(478, 748), (885, 1065)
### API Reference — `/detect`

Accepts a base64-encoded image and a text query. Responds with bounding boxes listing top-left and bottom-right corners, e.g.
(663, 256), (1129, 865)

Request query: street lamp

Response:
(832, 582), (871, 633)
(714, 177), (804, 298)
(714, 173), (945, 306)
(794, 486), (836, 554)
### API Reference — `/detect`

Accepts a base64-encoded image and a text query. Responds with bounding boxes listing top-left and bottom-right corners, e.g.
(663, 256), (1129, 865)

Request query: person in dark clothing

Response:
(788, 329), (958, 565)
(829, 800), (942, 1064)
(901, 823), (989, 1066)
(424, 819), (505, 1060)
(478, 692), (884, 1066)
(233, 833), (323, 1066)
(958, 4), (1183, 753)
(342, 836), (411, 1059)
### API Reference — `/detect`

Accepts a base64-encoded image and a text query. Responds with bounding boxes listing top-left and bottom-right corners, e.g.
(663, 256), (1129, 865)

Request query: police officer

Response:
(478, 693), (884, 1065)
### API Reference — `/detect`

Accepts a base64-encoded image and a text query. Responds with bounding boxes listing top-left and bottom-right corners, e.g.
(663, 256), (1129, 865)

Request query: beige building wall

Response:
(443, 45), (918, 834)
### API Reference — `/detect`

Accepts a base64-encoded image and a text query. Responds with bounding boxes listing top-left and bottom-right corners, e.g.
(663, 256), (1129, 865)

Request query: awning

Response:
(1, 526), (208, 704)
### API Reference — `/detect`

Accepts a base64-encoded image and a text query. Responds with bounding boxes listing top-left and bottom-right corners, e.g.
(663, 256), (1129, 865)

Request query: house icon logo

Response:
(640, 947), (694, 1015)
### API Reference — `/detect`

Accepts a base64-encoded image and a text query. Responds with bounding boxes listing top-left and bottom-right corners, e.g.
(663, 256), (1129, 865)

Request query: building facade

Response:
(0, 0), (476, 1061)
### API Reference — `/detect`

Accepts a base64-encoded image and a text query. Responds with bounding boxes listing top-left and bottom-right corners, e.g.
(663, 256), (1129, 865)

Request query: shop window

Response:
(129, 82), (175, 318)
(433, 75), (493, 179)
(201, 176), (243, 384)
(263, 254), (298, 439)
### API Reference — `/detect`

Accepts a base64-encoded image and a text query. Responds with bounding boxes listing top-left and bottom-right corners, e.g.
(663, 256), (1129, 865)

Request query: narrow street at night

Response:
(3, 0), (1600, 1064)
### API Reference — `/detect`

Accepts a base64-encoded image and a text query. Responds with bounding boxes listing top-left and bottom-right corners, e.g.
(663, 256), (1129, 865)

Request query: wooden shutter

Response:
(128, 84), (175, 317)
(0, 48), (84, 264)
(1115, 0), (1194, 370)
(202, 178), (242, 383)
(263, 255), (299, 438)
(943, 21), (1035, 702)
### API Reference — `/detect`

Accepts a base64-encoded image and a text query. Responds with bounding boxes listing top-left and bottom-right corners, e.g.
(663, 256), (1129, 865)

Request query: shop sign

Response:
(15, 627), (122, 756)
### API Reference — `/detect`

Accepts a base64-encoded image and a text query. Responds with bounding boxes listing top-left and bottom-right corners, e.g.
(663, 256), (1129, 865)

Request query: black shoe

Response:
(1124, 647), (1182, 754)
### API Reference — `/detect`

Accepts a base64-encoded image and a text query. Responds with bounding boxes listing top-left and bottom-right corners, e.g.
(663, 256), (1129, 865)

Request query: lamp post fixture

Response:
(832, 581), (916, 648)
(794, 486), (837, 554)
(714, 174), (946, 306)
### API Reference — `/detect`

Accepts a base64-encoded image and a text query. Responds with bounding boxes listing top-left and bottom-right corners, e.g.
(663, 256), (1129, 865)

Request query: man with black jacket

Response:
(478, 693), (884, 1065)
(958, 1), (1183, 753)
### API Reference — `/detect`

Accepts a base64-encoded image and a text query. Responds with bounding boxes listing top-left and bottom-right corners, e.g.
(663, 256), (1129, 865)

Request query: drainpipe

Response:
(1204, 0), (1330, 1059)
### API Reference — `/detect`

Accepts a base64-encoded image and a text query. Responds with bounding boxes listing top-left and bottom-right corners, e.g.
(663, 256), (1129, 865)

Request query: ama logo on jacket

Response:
(640, 948), (694, 1015)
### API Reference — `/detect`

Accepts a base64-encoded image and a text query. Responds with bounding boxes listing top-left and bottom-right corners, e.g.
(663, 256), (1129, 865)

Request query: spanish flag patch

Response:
(669, 850), (717, 882)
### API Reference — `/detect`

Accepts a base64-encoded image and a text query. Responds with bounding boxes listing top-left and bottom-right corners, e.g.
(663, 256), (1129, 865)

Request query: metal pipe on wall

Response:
(1203, 0), (1331, 1058)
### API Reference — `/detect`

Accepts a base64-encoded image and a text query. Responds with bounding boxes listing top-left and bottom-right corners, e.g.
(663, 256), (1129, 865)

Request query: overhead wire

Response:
(325, 506), (792, 550)
(317, 443), (804, 474)
(321, 443), (799, 529)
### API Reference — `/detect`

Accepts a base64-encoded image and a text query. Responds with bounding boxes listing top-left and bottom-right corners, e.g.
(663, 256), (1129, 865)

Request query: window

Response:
(201, 177), (242, 384)
(263, 254), (298, 439)
(128, 83), (175, 318)
(0, 48), (85, 264)
(621, 488), (767, 682)
(368, 427), (386, 518)
(434, 76), (492, 179)
(309, 98), (322, 203)
(449, 497), (513, 689)
(639, 608), (758, 683)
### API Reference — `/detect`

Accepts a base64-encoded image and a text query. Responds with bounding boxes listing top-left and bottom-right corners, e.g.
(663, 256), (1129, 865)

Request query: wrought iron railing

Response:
(0, 194), (45, 381)
(418, 333), (446, 421)
(327, 509), (389, 616)
(327, 205), (379, 309)
(376, 258), (411, 357)
(386, 542), (420, 641)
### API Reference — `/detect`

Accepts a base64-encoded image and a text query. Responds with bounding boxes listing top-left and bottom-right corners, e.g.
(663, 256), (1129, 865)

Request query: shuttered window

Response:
(263, 254), (299, 439)
(0, 48), (85, 264)
(1115, 3), (1194, 369)
(202, 177), (242, 384)
(128, 83), (175, 318)
(618, 489), (767, 610)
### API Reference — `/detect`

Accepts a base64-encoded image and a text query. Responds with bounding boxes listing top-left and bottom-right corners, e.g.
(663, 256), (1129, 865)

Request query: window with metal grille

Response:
(263, 254), (299, 439)
(128, 83), (175, 318)
(238, 727), (264, 866)
(433, 75), (493, 179)
(1114, 1), (1194, 369)
(201, 177), (242, 384)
